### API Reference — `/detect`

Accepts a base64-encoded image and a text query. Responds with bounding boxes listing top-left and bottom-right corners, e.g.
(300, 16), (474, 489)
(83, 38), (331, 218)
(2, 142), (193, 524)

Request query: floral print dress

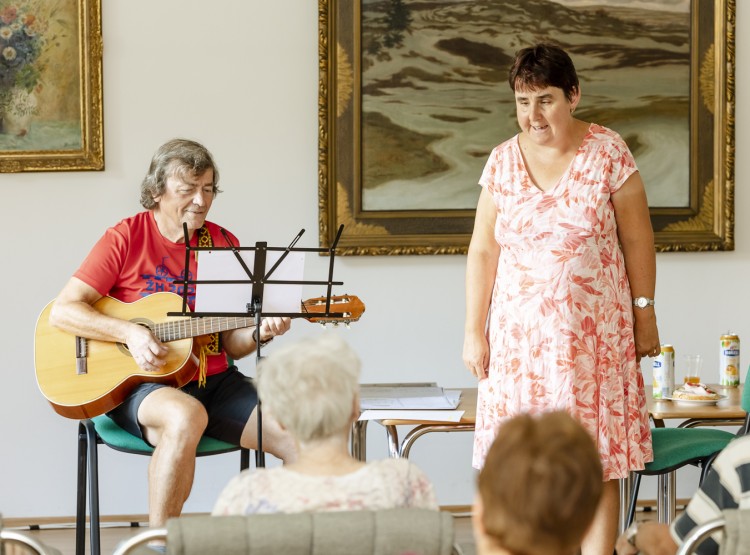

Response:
(473, 124), (653, 480)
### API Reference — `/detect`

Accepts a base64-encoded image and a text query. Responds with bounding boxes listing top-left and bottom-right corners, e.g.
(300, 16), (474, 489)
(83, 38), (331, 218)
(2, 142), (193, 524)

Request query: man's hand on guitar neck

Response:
(258, 316), (292, 344)
(222, 316), (292, 360)
(125, 322), (169, 372)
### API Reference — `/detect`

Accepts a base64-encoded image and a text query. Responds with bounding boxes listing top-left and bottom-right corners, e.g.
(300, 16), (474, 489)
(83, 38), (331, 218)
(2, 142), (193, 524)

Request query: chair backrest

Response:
(0, 529), (58, 555)
(675, 509), (750, 555)
(675, 517), (724, 555)
(113, 508), (458, 555)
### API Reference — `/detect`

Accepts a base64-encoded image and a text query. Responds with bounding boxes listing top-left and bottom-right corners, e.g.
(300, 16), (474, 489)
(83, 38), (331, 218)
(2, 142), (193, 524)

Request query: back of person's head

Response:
(508, 43), (579, 102)
(257, 333), (361, 443)
(475, 411), (603, 555)
(140, 138), (221, 209)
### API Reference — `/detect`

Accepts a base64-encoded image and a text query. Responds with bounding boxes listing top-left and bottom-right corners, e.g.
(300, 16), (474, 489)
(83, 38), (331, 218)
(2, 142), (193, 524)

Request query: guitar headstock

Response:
(302, 295), (365, 325)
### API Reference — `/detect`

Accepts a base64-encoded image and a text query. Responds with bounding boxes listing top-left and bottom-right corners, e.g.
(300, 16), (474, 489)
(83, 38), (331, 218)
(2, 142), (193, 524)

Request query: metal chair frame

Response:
(75, 417), (250, 555)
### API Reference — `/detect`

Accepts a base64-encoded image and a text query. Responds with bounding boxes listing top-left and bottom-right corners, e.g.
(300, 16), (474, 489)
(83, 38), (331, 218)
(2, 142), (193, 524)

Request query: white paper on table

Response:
(195, 250), (305, 314)
(359, 385), (461, 410)
(358, 410), (465, 422)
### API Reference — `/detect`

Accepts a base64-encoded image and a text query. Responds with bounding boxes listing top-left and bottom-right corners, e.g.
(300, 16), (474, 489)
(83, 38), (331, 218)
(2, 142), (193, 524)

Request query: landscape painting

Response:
(319, 0), (734, 254)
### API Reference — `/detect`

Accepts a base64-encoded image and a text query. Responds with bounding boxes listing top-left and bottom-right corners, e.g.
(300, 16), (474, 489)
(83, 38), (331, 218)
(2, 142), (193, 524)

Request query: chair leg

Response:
(83, 420), (101, 555)
(625, 473), (641, 529)
(700, 452), (719, 484)
(75, 422), (88, 555)
(240, 447), (250, 471)
(656, 472), (677, 524)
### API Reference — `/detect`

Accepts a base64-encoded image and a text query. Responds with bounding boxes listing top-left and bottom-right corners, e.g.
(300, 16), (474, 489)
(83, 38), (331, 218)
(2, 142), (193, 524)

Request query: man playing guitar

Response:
(47, 138), (295, 531)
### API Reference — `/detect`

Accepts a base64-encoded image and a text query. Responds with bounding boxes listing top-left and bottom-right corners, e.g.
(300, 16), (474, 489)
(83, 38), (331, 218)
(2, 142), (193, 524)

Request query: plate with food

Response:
(665, 383), (727, 405)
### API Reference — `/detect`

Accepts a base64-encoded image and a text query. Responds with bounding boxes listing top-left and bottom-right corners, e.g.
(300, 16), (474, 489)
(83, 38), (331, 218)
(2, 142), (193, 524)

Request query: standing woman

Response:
(463, 44), (660, 555)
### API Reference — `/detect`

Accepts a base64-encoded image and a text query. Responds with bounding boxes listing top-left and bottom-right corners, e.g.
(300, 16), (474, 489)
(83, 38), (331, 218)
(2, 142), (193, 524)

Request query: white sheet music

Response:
(195, 249), (305, 314)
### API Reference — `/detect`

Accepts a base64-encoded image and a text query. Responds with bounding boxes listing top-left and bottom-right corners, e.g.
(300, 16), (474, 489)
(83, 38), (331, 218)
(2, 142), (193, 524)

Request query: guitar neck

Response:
(154, 316), (256, 343)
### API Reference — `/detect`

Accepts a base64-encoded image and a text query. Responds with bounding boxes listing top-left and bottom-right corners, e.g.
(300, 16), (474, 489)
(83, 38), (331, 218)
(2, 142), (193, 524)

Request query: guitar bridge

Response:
(76, 336), (88, 375)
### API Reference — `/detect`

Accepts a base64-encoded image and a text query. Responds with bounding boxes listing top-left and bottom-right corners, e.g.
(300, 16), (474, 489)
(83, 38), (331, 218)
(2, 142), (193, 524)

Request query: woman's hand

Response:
(633, 309), (660, 362)
(463, 331), (490, 379)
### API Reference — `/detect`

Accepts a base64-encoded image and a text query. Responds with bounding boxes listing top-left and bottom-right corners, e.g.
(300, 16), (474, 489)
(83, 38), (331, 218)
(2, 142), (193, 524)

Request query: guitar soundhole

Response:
(116, 319), (155, 358)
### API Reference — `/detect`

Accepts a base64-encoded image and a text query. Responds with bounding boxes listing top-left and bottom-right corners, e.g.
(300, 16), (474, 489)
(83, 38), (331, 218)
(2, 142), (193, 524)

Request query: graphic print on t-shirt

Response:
(141, 256), (196, 304)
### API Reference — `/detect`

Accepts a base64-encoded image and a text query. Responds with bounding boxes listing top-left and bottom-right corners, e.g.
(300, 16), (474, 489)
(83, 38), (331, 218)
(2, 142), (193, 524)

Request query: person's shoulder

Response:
(111, 211), (150, 228)
(489, 135), (519, 157)
(586, 123), (624, 142)
(370, 457), (429, 479)
(102, 211), (152, 240)
(714, 434), (750, 470)
(585, 123), (631, 153)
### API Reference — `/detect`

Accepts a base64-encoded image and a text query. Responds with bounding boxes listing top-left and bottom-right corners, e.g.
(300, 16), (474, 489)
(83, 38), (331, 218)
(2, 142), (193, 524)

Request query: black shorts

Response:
(106, 366), (258, 446)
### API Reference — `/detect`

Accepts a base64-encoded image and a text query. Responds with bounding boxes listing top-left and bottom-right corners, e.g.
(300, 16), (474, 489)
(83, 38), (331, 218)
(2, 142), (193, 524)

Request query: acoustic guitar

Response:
(34, 292), (365, 419)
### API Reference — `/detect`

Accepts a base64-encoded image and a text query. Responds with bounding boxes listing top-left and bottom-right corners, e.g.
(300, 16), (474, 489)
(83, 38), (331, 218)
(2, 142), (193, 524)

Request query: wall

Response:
(0, 0), (747, 518)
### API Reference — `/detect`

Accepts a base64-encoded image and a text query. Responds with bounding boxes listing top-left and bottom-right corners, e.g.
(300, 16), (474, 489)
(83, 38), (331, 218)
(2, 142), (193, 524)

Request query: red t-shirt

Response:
(74, 211), (239, 380)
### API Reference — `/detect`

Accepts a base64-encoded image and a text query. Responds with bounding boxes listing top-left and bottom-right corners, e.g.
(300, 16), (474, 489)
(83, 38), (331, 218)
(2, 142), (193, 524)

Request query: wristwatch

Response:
(625, 521), (639, 547)
(633, 296), (655, 309)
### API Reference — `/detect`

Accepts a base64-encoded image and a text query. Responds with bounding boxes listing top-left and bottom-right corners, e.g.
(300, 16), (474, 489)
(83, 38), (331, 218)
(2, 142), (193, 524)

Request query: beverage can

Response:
(719, 333), (740, 387)
(652, 344), (675, 399)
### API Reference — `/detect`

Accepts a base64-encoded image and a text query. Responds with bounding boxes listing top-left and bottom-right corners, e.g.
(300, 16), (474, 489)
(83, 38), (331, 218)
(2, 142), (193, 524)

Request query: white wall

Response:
(1, 0), (747, 518)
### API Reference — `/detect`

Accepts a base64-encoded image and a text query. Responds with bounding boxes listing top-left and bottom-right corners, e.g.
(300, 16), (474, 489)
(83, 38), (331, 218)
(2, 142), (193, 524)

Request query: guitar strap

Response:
(196, 225), (221, 387)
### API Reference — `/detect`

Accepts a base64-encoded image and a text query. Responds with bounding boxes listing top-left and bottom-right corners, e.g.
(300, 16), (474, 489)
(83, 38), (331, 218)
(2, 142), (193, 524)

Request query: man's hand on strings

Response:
(126, 323), (168, 372)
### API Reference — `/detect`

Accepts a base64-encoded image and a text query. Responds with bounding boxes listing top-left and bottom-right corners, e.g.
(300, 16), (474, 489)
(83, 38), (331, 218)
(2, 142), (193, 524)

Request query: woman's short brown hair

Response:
(508, 43), (580, 102)
(478, 411), (603, 555)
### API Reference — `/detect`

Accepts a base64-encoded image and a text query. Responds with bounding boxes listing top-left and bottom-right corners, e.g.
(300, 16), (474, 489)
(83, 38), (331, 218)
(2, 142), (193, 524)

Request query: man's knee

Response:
(140, 389), (208, 445)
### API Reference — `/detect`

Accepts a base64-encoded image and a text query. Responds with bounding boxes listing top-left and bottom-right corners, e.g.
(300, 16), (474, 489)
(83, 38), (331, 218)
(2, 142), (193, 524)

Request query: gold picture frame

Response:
(0, 0), (103, 172)
(318, 0), (735, 254)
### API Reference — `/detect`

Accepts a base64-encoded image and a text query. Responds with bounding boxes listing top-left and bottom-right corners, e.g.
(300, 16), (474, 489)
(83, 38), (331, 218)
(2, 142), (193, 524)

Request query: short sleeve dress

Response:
(473, 123), (653, 480)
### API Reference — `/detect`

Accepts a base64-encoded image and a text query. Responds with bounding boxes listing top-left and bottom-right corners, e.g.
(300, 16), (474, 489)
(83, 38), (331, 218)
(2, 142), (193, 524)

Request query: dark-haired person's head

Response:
(509, 43), (579, 102)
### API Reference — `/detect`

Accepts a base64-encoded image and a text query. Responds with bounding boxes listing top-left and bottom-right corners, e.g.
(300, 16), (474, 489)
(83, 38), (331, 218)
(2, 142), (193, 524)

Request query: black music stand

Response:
(169, 224), (347, 467)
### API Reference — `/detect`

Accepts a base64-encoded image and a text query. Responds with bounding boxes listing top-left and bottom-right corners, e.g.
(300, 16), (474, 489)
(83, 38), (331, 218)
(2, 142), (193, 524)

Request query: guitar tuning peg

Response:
(319, 322), (327, 328)
(345, 323), (351, 329)
(333, 322), (339, 327)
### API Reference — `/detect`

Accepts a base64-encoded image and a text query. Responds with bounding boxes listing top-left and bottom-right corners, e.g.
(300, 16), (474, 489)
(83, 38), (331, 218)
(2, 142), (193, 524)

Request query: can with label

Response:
(719, 333), (740, 387)
(652, 344), (675, 399)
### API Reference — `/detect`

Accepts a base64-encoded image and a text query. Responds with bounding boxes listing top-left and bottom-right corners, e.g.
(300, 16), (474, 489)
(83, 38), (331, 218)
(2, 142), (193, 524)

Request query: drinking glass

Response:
(683, 354), (703, 384)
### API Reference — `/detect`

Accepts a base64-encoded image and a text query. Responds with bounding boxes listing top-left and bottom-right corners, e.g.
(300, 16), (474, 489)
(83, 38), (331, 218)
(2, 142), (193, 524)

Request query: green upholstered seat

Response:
(91, 414), (241, 454)
(641, 427), (736, 474)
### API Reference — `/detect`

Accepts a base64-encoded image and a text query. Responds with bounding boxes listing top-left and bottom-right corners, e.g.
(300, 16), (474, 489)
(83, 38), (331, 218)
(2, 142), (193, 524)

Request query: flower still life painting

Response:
(0, 0), (102, 172)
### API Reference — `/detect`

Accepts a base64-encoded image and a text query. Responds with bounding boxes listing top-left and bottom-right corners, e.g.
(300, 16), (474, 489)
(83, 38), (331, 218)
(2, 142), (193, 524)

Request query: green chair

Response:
(625, 378), (750, 527)
(76, 415), (250, 555)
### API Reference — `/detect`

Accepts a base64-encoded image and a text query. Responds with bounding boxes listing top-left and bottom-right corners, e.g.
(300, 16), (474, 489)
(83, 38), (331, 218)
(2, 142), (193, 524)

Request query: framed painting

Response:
(0, 0), (103, 172)
(318, 0), (734, 254)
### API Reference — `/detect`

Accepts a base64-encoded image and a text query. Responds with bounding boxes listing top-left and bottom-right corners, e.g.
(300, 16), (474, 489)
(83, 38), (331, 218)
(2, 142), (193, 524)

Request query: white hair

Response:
(257, 333), (361, 443)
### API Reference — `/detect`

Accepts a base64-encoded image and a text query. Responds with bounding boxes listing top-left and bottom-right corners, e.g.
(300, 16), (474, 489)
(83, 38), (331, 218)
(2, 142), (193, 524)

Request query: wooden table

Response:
(351, 388), (476, 461)
(647, 384), (745, 428)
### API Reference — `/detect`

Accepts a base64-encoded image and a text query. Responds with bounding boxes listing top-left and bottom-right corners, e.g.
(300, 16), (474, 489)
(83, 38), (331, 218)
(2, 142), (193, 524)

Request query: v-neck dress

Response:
(473, 123), (653, 480)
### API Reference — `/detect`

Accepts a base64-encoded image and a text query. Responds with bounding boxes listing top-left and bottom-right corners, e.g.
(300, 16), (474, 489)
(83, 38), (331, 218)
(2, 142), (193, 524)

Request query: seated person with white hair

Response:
(473, 411), (604, 555)
(213, 333), (437, 515)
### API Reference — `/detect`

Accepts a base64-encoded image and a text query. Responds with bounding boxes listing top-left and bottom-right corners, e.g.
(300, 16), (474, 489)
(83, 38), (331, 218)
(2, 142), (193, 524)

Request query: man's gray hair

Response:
(140, 138), (221, 209)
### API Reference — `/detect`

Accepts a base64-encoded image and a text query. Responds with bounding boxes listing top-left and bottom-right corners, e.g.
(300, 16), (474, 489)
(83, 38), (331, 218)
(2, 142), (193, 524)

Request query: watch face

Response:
(636, 298), (647, 308)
